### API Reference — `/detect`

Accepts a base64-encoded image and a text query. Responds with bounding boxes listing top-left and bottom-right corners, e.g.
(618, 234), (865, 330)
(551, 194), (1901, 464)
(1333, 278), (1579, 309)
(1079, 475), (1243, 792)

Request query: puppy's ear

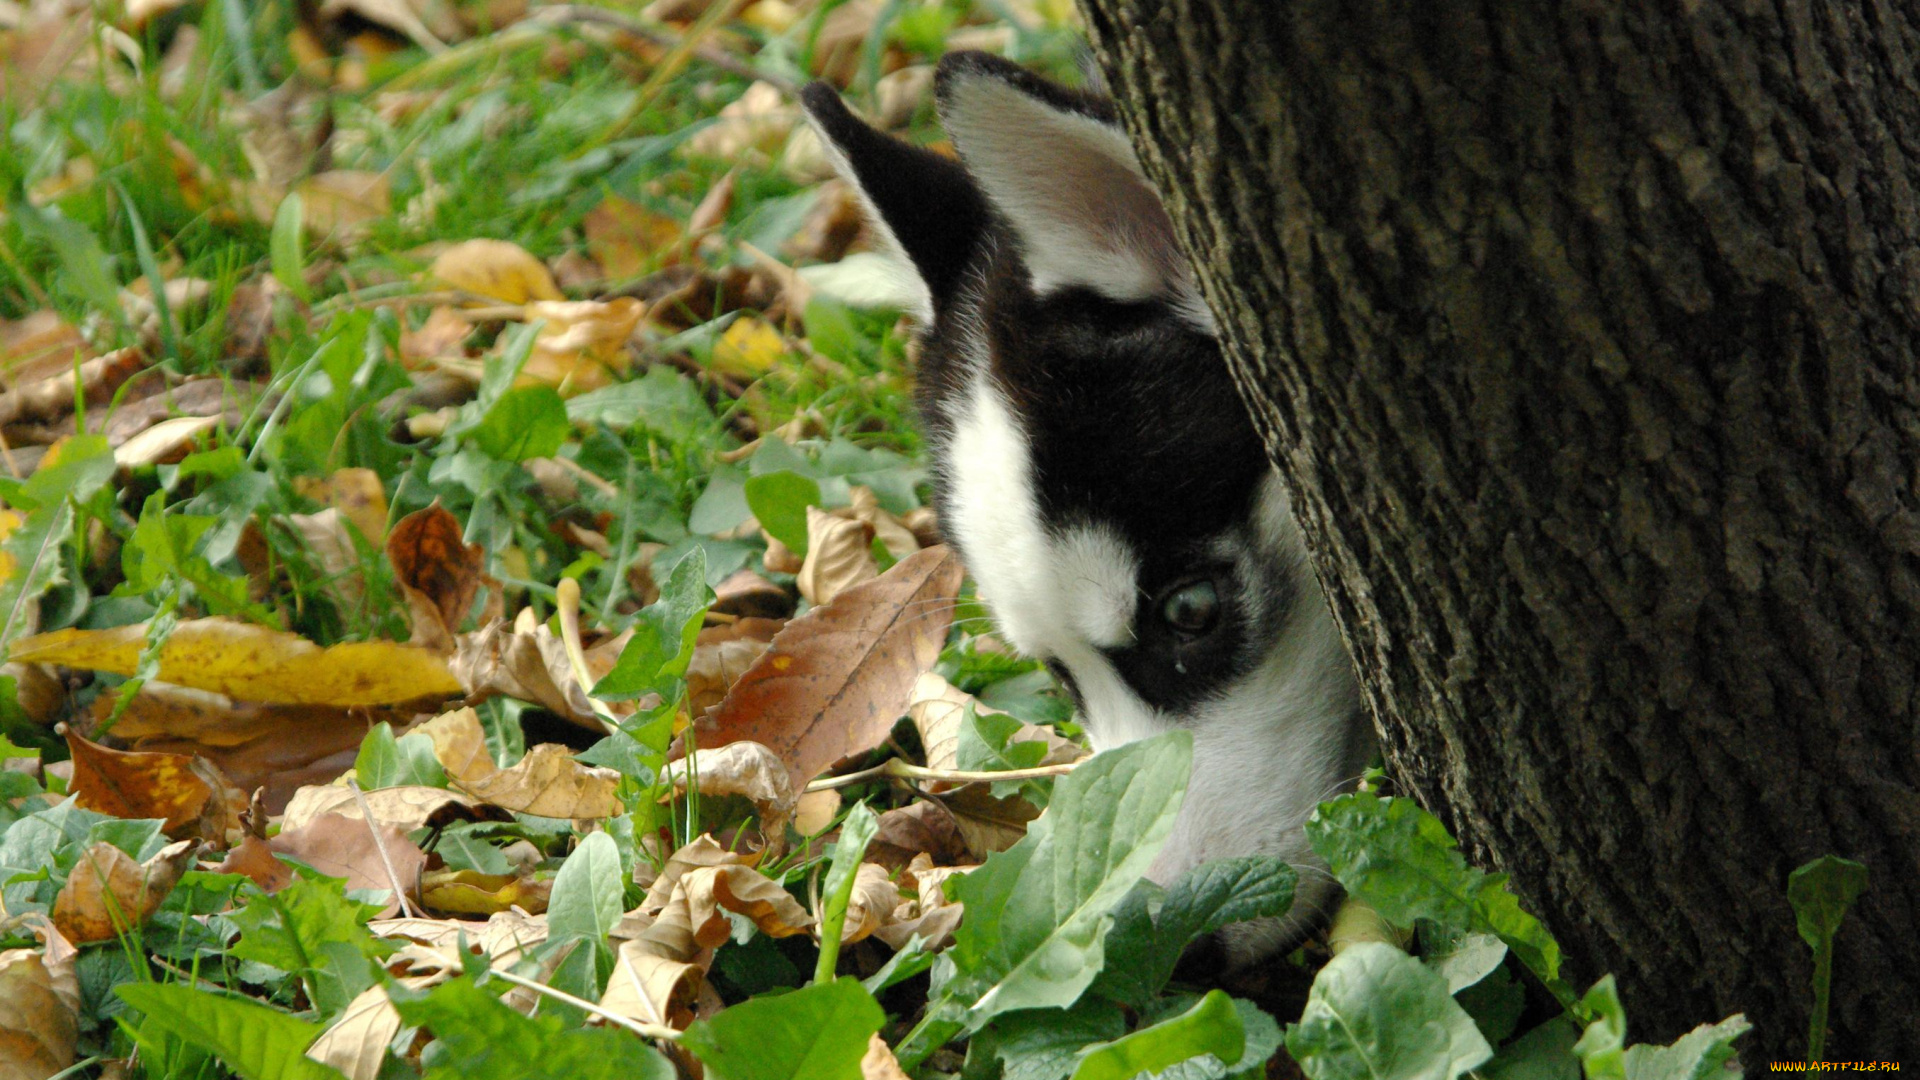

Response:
(936, 52), (1208, 327)
(800, 83), (991, 322)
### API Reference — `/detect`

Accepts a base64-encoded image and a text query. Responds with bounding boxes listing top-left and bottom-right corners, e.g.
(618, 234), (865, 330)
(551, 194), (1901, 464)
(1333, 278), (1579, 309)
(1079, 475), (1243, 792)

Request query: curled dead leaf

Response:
(65, 731), (246, 842)
(417, 707), (622, 818)
(686, 619), (782, 716)
(908, 670), (1084, 787)
(0, 945), (79, 1078)
(307, 984), (405, 1080)
(797, 506), (877, 606)
(601, 938), (700, 1031)
(51, 840), (199, 944)
(838, 862), (898, 946)
(862, 1033), (912, 1080)
(280, 781), (509, 834)
(8, 618), (463, 706)
(451, 615), (630, 730)
(419, 868), (551, 916)
(520, 298), (645, 393)
(430, 238), (562, 303)
(387, 502), (484, 652)
(700, 546), (963, 791)
(660, 741), (795, 847)
(270, 812), (427, 913)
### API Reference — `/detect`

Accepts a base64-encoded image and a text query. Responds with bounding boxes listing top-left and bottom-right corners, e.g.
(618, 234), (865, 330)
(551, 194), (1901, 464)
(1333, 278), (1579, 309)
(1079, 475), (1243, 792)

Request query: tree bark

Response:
(1079, 0), (1920, 1060)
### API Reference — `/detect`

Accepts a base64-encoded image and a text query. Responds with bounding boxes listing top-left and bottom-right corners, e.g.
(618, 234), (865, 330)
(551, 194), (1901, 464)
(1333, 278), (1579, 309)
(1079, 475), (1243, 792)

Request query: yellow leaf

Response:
(520, 298), (646, 392)
(710, 316), (789, 379)
(6, 619), (463, 705)
(299, 170), (391, 240)
(417, 708), (622, 818)
(430, 239), (563, 303)
(582, 198), (684, 279)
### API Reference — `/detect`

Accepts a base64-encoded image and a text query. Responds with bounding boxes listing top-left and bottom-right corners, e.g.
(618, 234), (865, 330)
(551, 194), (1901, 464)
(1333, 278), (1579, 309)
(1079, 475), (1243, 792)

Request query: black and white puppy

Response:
(802, 53), (1375, 965)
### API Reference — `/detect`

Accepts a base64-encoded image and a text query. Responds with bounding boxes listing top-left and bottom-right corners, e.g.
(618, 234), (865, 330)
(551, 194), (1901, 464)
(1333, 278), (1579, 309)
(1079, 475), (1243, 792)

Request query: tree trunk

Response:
(1078, 0), (1920, 1060)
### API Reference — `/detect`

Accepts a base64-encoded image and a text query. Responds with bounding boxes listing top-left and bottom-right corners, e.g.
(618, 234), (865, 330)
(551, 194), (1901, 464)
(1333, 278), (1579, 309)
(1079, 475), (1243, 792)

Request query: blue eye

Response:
(1160, 579), (1220, 635)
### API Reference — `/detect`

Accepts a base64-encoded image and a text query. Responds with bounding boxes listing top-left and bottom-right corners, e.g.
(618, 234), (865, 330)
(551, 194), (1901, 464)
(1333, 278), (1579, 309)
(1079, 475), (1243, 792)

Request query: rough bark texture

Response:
(1079, 0), (1920, 1060)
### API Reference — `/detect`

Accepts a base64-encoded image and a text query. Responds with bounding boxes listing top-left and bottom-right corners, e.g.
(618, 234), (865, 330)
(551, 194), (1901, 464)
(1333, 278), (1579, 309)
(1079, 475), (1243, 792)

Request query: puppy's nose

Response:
(1170, 930), (1230, 984)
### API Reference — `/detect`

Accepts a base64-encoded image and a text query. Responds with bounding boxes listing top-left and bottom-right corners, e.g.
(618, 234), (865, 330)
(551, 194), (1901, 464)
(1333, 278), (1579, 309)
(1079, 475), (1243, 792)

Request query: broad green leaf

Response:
(1786, 855), (1867, 1062)
(594, 549), (712, 699)
(566, 366), (714, 433)
(1623, 1015), (1750, 1080)
(11, 198), (121, 315)
(547, 830), (624, 943)
(814, 800), (879, 982)
(1422, 928), (1508, 993)
(802, 298), (861, 363)
(1072, 989), (1243, 1080)
(117, 982), (343, 1080)
(356, 723), (448, 789)
(10, 434), (116, 510)
(1473, 875), (1565, 998)
(680, 976), (884, 1080)
(0, 501), (75, 652)
(688, 466), (752, 536)
(982, 1000), (1127, 1080)
(743, 470), (821, 553)
(390, 977), (674, 1080)
(271, 192), (312, 301)
(1455, 963), (1524, 1045)
(1092, 856), (1296, 1008)
(1573, 977), (1627, 1080)
(946, 730), (1192, 1027)
(228, 877), (387, 1015)
(472, 384), (570, 462)
(1284, 942), (1493, 1080)
(1305, 792), (1478, 929)
(1483, 1019), (1581, 1080)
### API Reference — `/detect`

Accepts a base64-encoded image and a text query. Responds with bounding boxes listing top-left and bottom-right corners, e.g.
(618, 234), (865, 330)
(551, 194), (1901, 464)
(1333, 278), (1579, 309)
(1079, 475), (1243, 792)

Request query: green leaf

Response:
(1473, 875), (1565, 999)
(688, 465), (752, 536)
(390, 976), (675, 1080)
(681, 977), (885, 1080)
(355, 723), (449, 789)
(1787, 855), (1867, 1062)
(271, 192), (312, 301)
(548, 830), (624, 943)
(1093, 856), (1296, 1008)
(1284, 942), (1493, 1080)
(1572, 977), (1627, 1080)
(1455, 963), (1524, 1045)
(1623, 1015), (1751, 1080)
(567, 366), (715, 434)
(11, 198), (121, 316)
(0, 500), (74, 652)
(11, 433), (117, 510)
(594, 548), (713, 700)
(1483, 1019), (1581, 1080)
(815, 801), (880, 981)
(1421, 928), (1508, 993)
(743, 470), (821, 553)
(981, 1000), (1127, 1080)
(802, 298), (861, 363)
(228, 876), (388, 1016)
(472, 384), (571, 462)
(1072, 989), (1243, 1080)
(117, 982), (344, 1080)
(945, 730), (1192, 1027)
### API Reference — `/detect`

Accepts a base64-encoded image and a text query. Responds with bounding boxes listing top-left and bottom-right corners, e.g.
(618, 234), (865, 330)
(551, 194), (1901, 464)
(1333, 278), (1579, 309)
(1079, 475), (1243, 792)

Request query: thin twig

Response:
(804, 757), (1080, 793)
(488, 967), (681, 1042)
(347, 778), (422, 919)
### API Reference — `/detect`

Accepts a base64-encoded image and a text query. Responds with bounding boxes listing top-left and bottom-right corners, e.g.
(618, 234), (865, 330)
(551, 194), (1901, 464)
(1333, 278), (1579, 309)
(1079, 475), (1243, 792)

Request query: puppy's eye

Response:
(1159, 579), (1220, 635)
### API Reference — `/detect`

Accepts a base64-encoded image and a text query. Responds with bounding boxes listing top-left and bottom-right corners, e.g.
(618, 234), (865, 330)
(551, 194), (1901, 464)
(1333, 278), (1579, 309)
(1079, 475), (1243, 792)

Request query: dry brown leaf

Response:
(711, 571), (792, 621)
(601, 939), (700, 1031)
(9, 619), (463, 705)
(417, 707), (622, 818)
(700, 546), (963, 791)
(942, 784), (1040, 860)
(686, 619), (781, 716)
(271, 812), (427, 911)
(520, 298), (644, 392)
(661, 741), (795, 843)
(797, 506), (878, 606)
(419, 868), (551, 916)
(319, 0), (462, 49)
(371, 909), (548, 965)
(685, 81), (796, 160)
(387, 502), (484, 652)
(794, 789), (842, 836)
(848, 486), (919, 560)
(213, 833), (295, 892)
(111, 414), (218, 468)
(0, 946), (79, 1078)
(909, 670), (1085, 785)
(868, 799), (971, 869)
(399, 305), (473, 365)
(0, 346), (146, 428)
(307, 984), (404, 1080)
(872, 900), (964, 952)
(280, 780), (508, 833)
(640, 835), (750, 914)
(839, 862), (898, 946)
(430, 238), (562, 303)
(52, 840), (199, 944)
(862, 1033), (912, 1080)
(294, 468), (390, 547)
(583, 198), (683, 279)
(66, 731), (246, 842)
(300, 170), (391, 239)
(97, 683), (390, 815)
(450, 616), (629, 730)
(0, 309), (85, 381)
(686, 863), (813, 940)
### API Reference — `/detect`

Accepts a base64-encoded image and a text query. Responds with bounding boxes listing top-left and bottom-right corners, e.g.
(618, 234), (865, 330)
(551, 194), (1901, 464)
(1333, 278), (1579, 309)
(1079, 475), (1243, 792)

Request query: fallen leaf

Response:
(839, 862), (898, 946)
(0, 346), (146, 428)
(0, 946), (79, 1078)
(299, 170), (391, 240)
(271, 812), (427, 911)
(908, 670), (1083, 784)
(66, 731), (247, 841)
(685, 618), (781, 716)
(520, 298), (645, 392)
(685, 81), (796, 160)
(280, 782), (509, 833)
(9, 619), (464, 705)
(583, 198), (684, 279)
(942, 784), (1040, 860)
(709, 316), (789, 380)
(862, 1033), (912, 1080)
(419, 868), (551, 916)
(417, 707), (622, 818)
(867, 799), (970, 869)
(52, 840), (199, 944)
(699, 546), (963, 792)
(294, 468), (390, 548)
(371, 909), (548, 965)
(711, 572), (792, 621)
(387, 503), (484, 651)
(640, 835), (750, 914)
(399, 305), (473, 365)
(451, 614), (629, 730)
(660, 741), (795, 844)
(108, 413), (217, 468)
(320, 0), (463, 49)
(872, 900), (964, 952)
(307, 985), (404, 1080)
(601, 938), (700, 1031)
(213, 833), (296, 892)
(794, 789), (841, 836)
(797, 506), (878, 606)
(430, 238), (562, 303)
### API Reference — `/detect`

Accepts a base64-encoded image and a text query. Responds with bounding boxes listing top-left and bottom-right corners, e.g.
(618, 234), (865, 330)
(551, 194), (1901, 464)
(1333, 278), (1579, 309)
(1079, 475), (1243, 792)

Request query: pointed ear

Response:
(935, 52), (1207, 324)
(800, 82), (990, 322)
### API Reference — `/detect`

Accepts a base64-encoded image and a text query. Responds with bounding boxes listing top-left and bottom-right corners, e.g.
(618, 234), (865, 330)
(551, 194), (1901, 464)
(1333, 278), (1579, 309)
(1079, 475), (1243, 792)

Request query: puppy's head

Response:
(804, 54), (1373, 963)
